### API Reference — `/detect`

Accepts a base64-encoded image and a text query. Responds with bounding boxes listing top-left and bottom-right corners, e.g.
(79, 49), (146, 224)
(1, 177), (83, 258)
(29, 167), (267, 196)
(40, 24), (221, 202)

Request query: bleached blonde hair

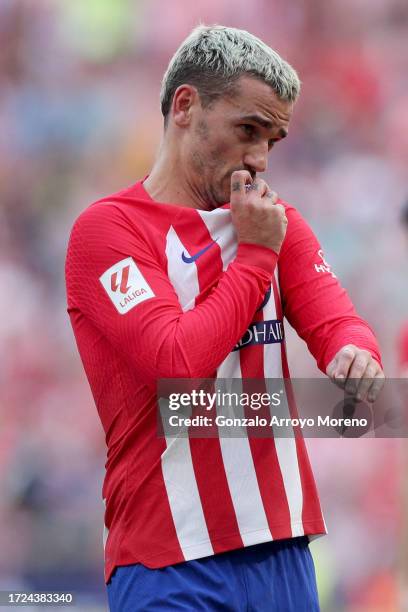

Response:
(160, 25), (300, 124)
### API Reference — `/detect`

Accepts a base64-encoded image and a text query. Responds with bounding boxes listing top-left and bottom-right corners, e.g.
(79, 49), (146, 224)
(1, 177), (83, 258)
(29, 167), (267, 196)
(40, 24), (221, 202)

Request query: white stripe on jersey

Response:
(197, 209), (237, 271)
(159, 226), (213, 560)
(159, 399), (213, 560)
(216, 354), (273, 545)
(102, 498), (109, 552)
(264, 271), (304, 536)
(165, 225), (199, 312)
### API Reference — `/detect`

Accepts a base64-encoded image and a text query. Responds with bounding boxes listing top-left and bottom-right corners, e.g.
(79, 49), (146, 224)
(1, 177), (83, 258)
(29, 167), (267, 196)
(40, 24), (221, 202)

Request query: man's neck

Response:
(143, 150), (213, 211)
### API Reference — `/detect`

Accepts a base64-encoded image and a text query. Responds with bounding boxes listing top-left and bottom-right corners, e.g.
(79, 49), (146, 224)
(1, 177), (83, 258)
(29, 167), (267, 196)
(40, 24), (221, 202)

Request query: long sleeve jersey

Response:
(65, 179), (381, 582)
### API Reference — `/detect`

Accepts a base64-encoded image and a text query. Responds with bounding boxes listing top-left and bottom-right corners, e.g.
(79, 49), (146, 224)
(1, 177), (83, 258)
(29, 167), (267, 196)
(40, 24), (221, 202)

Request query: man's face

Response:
(186, 75), (293, 207)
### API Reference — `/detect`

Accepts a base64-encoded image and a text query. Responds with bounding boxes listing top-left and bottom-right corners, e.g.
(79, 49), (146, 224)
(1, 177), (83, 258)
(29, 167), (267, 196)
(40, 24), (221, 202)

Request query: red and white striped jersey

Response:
(65, 180), (381, 582)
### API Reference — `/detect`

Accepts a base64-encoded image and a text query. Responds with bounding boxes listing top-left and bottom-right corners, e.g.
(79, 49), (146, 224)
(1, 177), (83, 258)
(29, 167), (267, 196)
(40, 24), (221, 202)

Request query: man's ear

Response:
(172, 85), (199, 127)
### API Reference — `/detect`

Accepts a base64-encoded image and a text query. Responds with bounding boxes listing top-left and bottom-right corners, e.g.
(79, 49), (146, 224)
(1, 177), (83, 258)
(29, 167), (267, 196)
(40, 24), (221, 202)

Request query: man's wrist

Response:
(235, 242), (279, 275)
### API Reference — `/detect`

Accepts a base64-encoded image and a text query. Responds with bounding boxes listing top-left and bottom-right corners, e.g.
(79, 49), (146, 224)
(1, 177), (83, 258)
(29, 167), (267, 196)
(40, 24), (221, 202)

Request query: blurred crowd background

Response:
(1, 0), (408, 610)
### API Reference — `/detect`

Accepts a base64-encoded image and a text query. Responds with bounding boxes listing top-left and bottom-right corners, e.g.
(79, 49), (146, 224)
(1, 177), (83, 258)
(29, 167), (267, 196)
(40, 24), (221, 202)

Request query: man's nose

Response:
(243, 143), (269, 174)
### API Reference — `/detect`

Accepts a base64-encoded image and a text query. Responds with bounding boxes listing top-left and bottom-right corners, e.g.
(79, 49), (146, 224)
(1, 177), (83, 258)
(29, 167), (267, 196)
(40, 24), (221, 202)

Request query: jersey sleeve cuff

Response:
(235, 243), (279, 275)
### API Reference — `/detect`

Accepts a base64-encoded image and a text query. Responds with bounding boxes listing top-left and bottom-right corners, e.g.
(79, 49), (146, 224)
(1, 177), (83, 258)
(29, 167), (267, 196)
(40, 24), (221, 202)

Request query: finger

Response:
(265, 190), (278, 204)
(326, 356), (337, 379)
(245, 178), (268, 198)
(231, 170), (253, 200)
(367, 370), (385, 403)
(231, 169), (253, 184)
(327, 346), (356, 387)
(326, 359), (346, 391)
(354, 362), (380, 402)
(344, 350), (371, 396)
(231, 171), (253, 191)
(274, 203), (286, 215)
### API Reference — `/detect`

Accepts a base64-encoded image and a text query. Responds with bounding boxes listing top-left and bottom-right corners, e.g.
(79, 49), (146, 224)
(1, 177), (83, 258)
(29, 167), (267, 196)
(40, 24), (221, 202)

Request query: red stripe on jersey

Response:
(272, 274), (326, 534)
(239, 291), (293, 539)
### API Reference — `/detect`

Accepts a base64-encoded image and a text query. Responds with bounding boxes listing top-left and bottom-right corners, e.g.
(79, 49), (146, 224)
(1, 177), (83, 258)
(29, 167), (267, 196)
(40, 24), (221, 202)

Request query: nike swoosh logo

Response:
(182, 239), (219, 264)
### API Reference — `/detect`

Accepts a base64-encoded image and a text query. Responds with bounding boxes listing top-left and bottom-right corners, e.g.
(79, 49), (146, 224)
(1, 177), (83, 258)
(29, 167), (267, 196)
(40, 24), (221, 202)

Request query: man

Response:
(65, 25), (384, 611)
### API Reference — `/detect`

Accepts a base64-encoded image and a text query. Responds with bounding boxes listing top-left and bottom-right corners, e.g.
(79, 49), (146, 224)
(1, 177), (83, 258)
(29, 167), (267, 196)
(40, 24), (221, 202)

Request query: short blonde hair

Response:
(160, 25), (300, 123)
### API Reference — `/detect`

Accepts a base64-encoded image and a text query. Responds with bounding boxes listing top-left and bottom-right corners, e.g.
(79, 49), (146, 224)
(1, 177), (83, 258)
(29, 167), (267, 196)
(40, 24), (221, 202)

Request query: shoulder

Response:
(278, 198), (309, 224)
(277, 198), (319, 249)
(71, 200), (126, 235)
(66, 186), (151, 270)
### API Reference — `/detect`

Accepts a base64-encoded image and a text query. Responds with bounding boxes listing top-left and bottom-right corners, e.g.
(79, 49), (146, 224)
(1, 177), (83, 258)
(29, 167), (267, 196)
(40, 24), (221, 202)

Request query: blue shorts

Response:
(107, 536), (320, 611)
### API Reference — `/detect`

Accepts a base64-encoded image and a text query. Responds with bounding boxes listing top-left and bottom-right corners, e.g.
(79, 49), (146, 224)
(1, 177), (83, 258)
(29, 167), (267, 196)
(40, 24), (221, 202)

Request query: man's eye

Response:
(241, 124), (255, 136)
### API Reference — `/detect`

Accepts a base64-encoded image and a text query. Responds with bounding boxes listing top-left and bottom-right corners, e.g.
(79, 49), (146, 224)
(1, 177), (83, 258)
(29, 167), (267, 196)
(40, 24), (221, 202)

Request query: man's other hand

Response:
(326, 344), (385, 403)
